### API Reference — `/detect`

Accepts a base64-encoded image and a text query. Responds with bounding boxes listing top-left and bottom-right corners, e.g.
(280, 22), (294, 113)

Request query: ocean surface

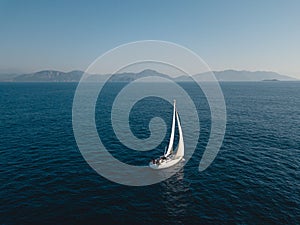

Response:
(0, 82), (299, 224)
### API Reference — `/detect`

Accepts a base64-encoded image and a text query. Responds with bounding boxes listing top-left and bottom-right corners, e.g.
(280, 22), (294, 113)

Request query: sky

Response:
(0, 0), (299, 78)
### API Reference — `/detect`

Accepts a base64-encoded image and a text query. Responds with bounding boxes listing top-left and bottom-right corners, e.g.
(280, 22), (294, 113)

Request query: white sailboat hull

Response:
(149, 156), (184, 169)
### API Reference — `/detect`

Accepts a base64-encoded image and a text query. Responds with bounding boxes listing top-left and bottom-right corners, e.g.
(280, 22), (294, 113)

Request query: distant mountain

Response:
(11, 69), (171, 82)
(82, 69), (170, 82)
(13, 70), (84, 82)
(1, 69), (297, 82)
(0, 73), (20, 81)
(108, 69), (170, 82)
(191, 70), (297, 82)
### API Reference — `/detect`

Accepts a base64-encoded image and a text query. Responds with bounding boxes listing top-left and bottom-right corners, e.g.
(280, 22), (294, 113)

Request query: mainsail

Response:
(175, 111), (184, 158)
(165, 100), (176, 157)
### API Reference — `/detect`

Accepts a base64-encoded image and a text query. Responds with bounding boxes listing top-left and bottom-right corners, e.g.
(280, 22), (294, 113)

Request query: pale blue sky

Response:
(0, 0), (299, 78)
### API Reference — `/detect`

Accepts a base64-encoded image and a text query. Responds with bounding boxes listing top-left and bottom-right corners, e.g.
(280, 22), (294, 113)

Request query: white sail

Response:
(165, 100), (176, 157)
(175, 111), (184, 158)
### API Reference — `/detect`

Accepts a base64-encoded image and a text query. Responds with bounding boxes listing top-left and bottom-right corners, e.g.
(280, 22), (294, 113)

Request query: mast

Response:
(165, 100), (176, 157)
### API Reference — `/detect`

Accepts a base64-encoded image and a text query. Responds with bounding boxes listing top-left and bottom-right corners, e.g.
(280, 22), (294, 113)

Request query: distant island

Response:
(262, 79), (279, 81)
(0, 69), (297, 82)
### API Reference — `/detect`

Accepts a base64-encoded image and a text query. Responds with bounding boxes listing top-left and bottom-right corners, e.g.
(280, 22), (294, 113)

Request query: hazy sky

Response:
(0, 0), (299, 78)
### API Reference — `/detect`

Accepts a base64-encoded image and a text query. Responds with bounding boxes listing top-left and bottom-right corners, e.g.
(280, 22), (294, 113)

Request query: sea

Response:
(0, 81), (299, 224)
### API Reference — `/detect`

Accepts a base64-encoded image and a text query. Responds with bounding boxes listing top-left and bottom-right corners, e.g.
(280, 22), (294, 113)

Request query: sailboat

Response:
(149, 100), (184, 169)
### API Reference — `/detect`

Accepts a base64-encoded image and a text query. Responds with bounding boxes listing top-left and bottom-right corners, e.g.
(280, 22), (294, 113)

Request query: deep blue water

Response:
(0, 82), (299, 224)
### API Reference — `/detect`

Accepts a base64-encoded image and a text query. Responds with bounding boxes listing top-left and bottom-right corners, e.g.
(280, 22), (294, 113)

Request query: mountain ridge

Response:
(0, 69), (297, 82)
